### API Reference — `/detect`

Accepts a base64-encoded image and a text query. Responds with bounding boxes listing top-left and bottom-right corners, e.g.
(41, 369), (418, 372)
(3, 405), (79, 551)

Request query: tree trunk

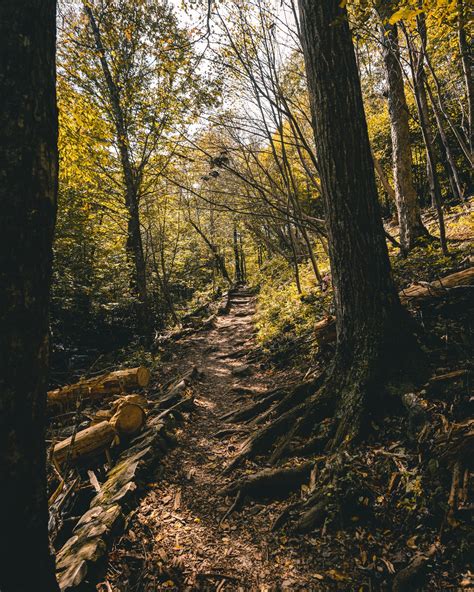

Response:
(458, 0), (474, 155)
(84, 4), (150, 336)
(189, 220), (232, 284)
(239, 232), (247, 283)
(379, 5), (428, 252)
(0, 2), (60, 590)
(373, 153), (396, 203)
(406, 19), (448, 254)
(298, 0), (420, 443)
(426, 79), (464, 200)
(233, 225), (242, 283)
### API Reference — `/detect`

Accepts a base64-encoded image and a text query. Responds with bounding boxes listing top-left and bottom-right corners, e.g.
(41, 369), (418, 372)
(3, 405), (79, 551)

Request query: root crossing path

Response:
(105, 290), (327, 591)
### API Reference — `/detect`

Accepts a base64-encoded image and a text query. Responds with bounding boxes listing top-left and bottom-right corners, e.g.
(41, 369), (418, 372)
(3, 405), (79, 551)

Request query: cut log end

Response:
(110, 403), (146, 436)
(136, 366), (151, 387)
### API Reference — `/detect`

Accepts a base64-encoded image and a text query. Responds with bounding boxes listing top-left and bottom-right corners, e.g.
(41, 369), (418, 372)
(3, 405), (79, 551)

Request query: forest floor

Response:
(96, 204), (474, 592)
(103, 291), (331, 591)
(100, 272), (473, 591)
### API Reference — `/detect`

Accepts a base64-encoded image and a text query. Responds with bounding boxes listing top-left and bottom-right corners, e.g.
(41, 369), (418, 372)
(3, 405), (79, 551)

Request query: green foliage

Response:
(255, 256), (331, 358)
(391, 238), (468, 289)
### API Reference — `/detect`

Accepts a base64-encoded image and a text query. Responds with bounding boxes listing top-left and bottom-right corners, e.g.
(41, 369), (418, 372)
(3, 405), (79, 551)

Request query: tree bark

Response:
(379, 4), (428, 252)
(0, 2), (60, 590)
(298, 0), (420, 443)
(84, 4), (150, 336)
(233, 225), (243, 283)
(406, 19), (448, 254)
(458, 0), (474, 155)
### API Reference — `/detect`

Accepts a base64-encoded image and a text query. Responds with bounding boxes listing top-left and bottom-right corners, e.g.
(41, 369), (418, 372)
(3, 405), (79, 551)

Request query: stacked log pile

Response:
(52, 368), (198, 591)
(50, 371), (150, 468)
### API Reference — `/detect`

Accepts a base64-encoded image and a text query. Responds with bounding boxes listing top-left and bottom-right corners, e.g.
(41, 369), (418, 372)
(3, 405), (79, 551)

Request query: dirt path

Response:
(104, 292), (334, 591)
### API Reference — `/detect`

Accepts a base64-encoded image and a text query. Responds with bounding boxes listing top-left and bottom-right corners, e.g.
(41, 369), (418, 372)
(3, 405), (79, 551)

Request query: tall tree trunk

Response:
(85, 4), (150, 336)
(0, 2), (60, 591)
(458, 0), (474, 155)
(406, 20), (448, 254)
(379, 5), (428, 252)
(288, 219), (303, 294)
(239, 232), (247, 283)
(298, 0), (420, 443)
(233, 225), (242, 283)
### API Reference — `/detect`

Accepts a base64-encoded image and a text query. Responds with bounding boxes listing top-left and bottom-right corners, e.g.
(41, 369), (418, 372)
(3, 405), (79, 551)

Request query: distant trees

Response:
(0, 2), (59, 591)
(58, 0), (217, 337)
(50, 0), (472, 358)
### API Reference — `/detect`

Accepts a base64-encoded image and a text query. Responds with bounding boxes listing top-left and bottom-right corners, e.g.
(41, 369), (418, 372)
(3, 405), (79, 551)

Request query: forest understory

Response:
(2, 1), (474, 591)
(83, 211), (473, 592)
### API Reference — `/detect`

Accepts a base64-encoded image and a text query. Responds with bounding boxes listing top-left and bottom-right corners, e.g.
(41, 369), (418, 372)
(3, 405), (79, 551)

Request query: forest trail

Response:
(105, 290), (320, 591)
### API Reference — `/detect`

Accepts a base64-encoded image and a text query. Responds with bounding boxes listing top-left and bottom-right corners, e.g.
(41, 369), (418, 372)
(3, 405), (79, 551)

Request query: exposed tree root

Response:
(269, 417), (304, 465)
(282, 418), (335, 460)
(219, 462), (313, 520)
(220, 387), (286, 424)
(392, 544), (439, 592)
(214, 426), (250, 439)
(250, 377), (322, 427)
(223, 383), (333, 474)
(221, 318), (426, 529)
(271, 502), (300, 531)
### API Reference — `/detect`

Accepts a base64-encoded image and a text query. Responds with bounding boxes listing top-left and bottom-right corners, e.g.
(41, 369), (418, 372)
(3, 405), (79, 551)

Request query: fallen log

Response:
(399, 266), (474, 304)
(48, 367), (151, 409)
(314, 268), (474, 345)
(53, 421), (117, 466)
(92, 404), (146, 436)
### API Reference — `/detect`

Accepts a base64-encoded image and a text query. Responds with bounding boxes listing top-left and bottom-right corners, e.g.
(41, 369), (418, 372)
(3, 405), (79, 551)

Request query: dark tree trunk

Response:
(85, 4), (150, 336)
(0, 2), (60, 591)
(458, 0), (474, 154)
(379, 4), (428, 252)
(298, 0), (420, 443)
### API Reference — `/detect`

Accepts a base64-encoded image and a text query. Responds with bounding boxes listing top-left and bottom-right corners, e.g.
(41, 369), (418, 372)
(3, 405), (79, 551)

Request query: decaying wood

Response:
(425, 369), (470, 396)
(313, 315), (337, 345)
(48, 367), (151, 408)
(53, 421), (117, 466)
(436, 419), (474, 464)
(399, 266), (474, 304)
(314, 268), (473, 344)
(392, 544), (438, 592)
(447, 461), (462, 525)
